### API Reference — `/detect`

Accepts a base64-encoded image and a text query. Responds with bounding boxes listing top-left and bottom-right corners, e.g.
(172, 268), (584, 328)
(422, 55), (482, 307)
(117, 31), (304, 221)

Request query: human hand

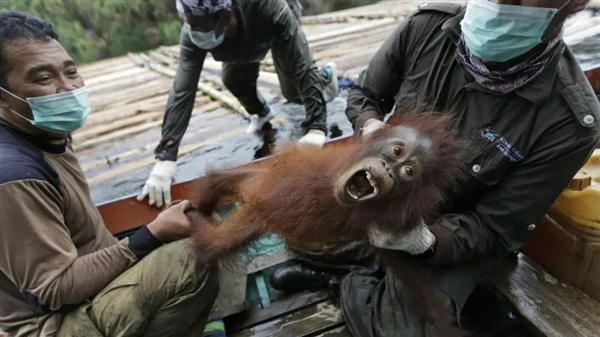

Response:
(367, 220), (435, 255)
(146, 199), (194, 243)
(298, 129), (327, 148)
(360, 118), (386, 139)
(137, 160), (177, 208)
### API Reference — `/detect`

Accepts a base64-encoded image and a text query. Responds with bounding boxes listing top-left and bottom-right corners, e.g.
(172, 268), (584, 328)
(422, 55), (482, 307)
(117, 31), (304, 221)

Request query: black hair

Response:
(0, 11), (59, 89)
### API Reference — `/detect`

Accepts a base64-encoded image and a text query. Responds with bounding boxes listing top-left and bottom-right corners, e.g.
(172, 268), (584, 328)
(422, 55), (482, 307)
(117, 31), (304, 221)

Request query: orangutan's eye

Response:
(389, 145), (403, 157)
(404, 166), (414, 176)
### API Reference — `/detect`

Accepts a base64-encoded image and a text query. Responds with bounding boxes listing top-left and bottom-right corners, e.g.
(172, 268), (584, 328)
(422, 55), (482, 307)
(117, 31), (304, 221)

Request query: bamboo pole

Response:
(91, 79), (173, 111)
(301, 11), (410, 25)
(80, 117), (234, 172)
(83, 94), (172, 127)
(84, 65), (148, 88)
(127, 52), (148, 67)
(74, 96), (211, 142)
(145, 48), (281, 87)
(314, 40), (388, 63)
(78, 57), (134, 79)
(74, 101), (223, 151)
(306, 18), (395, 44)
(86, 70), (161, 97)
(146, 61), (252, 120)
(87, 126), (248, 185)
(309, 23), (397, 51)
(149, 50), (178, 66)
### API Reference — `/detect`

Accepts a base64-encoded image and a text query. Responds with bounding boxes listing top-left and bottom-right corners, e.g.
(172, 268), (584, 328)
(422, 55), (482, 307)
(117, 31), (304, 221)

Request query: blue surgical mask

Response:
(460, 0), (558, 63)
(186, 21), (225, 50)
(0, 86), (91, 133)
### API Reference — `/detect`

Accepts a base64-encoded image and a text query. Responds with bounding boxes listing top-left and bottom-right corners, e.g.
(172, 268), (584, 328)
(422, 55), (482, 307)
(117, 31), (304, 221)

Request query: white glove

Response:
(137, 160), (177, 208)
(360, 119), (386, 139)
(368, 220), (435, 255)
(298, 129), (327, 148)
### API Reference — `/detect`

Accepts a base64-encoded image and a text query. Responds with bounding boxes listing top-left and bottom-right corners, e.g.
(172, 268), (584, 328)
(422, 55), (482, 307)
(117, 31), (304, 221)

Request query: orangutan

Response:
(186, 106), (469, 336)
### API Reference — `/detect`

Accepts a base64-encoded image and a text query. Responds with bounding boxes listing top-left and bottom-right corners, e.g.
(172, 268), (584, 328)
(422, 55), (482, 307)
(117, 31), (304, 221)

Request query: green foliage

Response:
(1, 0), (181, 64)
(1, 0), (377, 64)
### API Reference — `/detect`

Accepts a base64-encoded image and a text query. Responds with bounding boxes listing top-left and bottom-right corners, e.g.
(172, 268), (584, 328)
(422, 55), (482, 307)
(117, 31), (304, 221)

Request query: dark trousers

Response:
(221, 60), (307, 115)
(288, 241), (457, 337)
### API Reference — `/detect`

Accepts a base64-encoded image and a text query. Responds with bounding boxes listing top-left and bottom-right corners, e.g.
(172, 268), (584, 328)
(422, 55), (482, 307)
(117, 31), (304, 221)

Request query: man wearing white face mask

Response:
(268, 0), (600, 336)
(0, 11), (220, 337)
(137, 0), (340, 208)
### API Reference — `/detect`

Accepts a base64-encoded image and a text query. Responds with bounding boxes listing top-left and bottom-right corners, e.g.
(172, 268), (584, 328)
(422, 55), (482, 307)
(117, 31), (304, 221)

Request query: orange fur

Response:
(187, 107), (469, 337)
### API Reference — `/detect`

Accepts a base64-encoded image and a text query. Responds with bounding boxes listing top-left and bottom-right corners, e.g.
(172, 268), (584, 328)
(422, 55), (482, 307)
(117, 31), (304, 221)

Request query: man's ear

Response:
(222, 8), (234, 24)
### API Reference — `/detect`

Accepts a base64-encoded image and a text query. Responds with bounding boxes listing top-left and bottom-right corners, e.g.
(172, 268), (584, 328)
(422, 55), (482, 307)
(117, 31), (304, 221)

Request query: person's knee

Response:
(152, 239), (220, 293)
(221, 69), (237, 93)
(280, 82), (302, 104)
(221, 65), (258, 96)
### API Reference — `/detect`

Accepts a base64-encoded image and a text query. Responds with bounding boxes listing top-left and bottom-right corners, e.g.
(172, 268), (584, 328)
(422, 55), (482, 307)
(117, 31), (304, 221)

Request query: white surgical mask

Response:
(186, 18), (225, 50)
(0, 86), (90, 133)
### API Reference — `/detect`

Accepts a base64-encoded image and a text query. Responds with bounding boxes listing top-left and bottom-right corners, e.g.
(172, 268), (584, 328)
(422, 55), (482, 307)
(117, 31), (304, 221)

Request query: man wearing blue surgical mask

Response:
(138, 0), (340, 208)
(0, 11), (220, 337)
(269, 0), (600, 336)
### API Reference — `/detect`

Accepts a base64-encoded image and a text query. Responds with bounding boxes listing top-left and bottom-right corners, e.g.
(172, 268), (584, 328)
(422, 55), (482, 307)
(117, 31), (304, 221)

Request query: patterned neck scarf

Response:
(456, 32), (563, 94)
(176, 0), (234, 16)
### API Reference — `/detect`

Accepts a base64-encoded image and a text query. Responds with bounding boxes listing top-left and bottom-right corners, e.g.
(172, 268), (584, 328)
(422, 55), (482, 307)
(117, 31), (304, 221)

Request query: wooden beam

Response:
(230, 301), (344, 337)
(225, 290), (330, 334)
(74, 101), (222, 151)
(87, 126), (248, 185)
(490, 253), (600, 337)
(79, 112), (233, 172)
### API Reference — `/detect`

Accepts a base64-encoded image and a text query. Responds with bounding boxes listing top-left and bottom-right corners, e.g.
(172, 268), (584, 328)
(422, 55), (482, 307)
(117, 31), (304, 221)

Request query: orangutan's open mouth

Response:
(346, 170), (379, 200)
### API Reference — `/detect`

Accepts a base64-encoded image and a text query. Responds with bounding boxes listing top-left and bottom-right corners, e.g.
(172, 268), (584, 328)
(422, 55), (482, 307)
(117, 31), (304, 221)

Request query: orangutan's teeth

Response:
(365, 171), (378, 189)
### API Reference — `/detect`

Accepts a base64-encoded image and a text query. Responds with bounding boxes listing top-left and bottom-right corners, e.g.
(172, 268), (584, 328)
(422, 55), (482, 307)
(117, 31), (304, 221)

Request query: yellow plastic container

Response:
(522, 149), (600, 302)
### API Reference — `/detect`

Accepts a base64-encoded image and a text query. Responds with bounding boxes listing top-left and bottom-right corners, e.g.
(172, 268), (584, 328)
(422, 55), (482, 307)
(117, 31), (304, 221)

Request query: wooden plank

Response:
(490, 253), (600, 337)
(86, 126), (247, 185)
(306, 18), (395, 44)
(73, 101), (222, 151)
(230, 300), (343, 337)
(225, 290), (330, 333)
(315, 326), (352, 337)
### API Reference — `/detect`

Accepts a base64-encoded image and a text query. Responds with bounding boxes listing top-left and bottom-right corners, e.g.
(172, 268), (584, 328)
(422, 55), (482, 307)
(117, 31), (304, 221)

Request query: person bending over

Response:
(138, 0), (340, 208)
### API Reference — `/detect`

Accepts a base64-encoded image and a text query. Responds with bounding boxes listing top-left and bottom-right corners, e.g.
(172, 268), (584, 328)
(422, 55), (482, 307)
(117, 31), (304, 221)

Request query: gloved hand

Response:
(298, 129), (327, 148)
(360, 118), (386, 139)
(137, 160), (177, 208)
(367, 220), (435, 255)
